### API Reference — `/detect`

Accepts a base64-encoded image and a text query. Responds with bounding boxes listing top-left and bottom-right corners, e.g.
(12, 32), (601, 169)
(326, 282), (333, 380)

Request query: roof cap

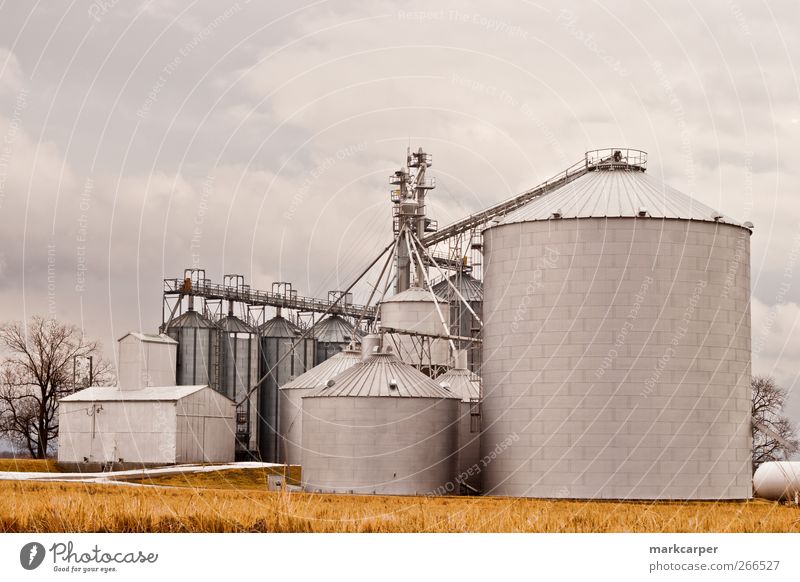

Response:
(305, 352), (458, 399)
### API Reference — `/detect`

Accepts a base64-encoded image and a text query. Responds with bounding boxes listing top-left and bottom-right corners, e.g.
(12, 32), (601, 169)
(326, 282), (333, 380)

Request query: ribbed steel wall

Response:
(481, 217), (752, 499)
(258, 330), (315, 462)
(301, 396), (459, 495)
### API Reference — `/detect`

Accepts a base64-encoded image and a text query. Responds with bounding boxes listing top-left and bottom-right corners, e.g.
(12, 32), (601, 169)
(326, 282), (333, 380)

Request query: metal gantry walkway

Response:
(162, 276), (376, 324)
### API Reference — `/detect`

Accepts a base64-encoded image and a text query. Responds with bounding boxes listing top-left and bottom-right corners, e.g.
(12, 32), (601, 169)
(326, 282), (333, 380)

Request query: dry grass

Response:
(0, 458), (60, 473)
(1, 479), (799, 533)
(129, 466), (302, 489)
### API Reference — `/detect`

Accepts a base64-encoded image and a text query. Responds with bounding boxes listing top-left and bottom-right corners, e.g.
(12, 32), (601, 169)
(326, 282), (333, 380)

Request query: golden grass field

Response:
(0, 458), (61, 472)
(0, 464), (798, 533)
(129, 465), (302, 489)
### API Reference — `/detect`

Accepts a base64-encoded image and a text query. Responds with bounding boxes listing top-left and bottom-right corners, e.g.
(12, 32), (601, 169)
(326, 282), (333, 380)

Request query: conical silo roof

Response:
(436, 368), (481, 402)
(431, 273), (483, 302)
(280, 349), (361, 391)
(166, 309), (217, 329)
(307, 352), (458, 399)
(259, 315), (301, 338)
(219, 314), (254, 334)
(381, 285), (447, 304)
(494, 169), (744, 228)
(312, 315), (362, 343)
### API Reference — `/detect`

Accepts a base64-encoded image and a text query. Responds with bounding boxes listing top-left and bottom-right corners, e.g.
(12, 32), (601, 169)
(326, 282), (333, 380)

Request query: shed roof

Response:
(60, 385), (212, 402)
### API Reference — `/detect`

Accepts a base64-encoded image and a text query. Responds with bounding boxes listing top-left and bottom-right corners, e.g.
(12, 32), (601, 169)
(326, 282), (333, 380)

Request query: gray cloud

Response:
(1, 0), (799, 424)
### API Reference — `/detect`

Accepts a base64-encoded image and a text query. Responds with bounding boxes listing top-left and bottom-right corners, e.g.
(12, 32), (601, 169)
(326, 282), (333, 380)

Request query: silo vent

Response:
(551, 209), (562, 219)
(638, 207), (648, 217)
(325, 379), (336, 388)
(389, 379), (399, 390)
(744, 221), (754, 230)
(439, 382), (451, 391)
(713, 213), (724, 221)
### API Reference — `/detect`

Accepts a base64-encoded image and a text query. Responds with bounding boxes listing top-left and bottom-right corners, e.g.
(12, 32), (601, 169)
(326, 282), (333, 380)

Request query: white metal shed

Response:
(58, 384), (235, 469)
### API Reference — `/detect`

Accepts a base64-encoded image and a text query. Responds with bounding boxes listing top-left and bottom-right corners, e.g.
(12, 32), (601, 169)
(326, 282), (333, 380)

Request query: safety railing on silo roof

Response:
(585, 148), (648, 171)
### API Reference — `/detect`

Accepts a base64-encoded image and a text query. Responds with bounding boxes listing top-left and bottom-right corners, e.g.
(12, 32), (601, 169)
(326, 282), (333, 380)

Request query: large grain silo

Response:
(436, 350), (482, 493)
(312, 315), (361, 364)
(219, 310), (259, 456)
(278, 348), (361, 466)
(432, 273), (483, 373)
(165, 308), (220, 393)
(481, 149), (752, 500)
(301, 351), (460, 495)
(258, 313), (316, 461)
(379, 286), (451, 375)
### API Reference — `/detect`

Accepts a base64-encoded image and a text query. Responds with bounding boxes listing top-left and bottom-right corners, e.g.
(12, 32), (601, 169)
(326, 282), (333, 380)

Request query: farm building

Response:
(58, 330), (235, 470)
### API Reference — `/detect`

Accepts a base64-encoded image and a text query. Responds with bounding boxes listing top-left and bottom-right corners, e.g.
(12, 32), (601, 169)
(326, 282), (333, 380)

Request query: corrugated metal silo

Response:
(301, 351), (460, 495)
(165, 308), (220, 393)
(379, 286), (451, 375)
(432, 273), (483, 373)
(278, 348), (361, 466)
(312, 315), (362, 364)
(219, 312), (259, 455)
(481, 150), (752, 499)
(258, 314), (316, 462)
(436, 350), (482, 493)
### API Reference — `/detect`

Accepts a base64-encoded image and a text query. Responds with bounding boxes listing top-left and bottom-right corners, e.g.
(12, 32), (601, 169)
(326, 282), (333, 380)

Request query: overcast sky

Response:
(0, 1), (798, 421)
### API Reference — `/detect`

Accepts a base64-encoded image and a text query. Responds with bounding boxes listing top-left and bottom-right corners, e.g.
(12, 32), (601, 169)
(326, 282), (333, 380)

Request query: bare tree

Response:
(751, 375), (799, 471)
(0, 316), (113, 458)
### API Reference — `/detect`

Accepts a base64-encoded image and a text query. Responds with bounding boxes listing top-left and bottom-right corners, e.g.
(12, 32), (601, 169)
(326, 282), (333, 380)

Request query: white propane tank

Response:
(753, 462), (800, 502)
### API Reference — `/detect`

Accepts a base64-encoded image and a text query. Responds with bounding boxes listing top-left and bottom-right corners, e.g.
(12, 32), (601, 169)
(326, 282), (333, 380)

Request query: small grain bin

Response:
(436, 350), (482, 493)
(165, 308), (220, 393)
(258, 313), (316, 461)
(278, 348), (362, 466)
(312, 315), (362, 364)
(379, 286), (451, 375)
(218, 311), (259, 455)
(432, 273), (483, 373)
(301, 351), (460, 495)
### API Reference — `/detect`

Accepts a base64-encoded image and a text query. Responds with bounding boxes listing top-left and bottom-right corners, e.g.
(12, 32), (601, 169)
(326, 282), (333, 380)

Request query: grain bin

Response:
(432, 273), (483, 373)
(379, 286), (451, 375)
(219, 311), (259, 455)
(165, 308), (220, 393)
(258, 313), (316, 461)
(312, 315), (362, 364)
(481, 149), (752, 499)
(436, 349), (482, 493)
(301, 351), (460, 495)
(278, 348), (361, 466)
